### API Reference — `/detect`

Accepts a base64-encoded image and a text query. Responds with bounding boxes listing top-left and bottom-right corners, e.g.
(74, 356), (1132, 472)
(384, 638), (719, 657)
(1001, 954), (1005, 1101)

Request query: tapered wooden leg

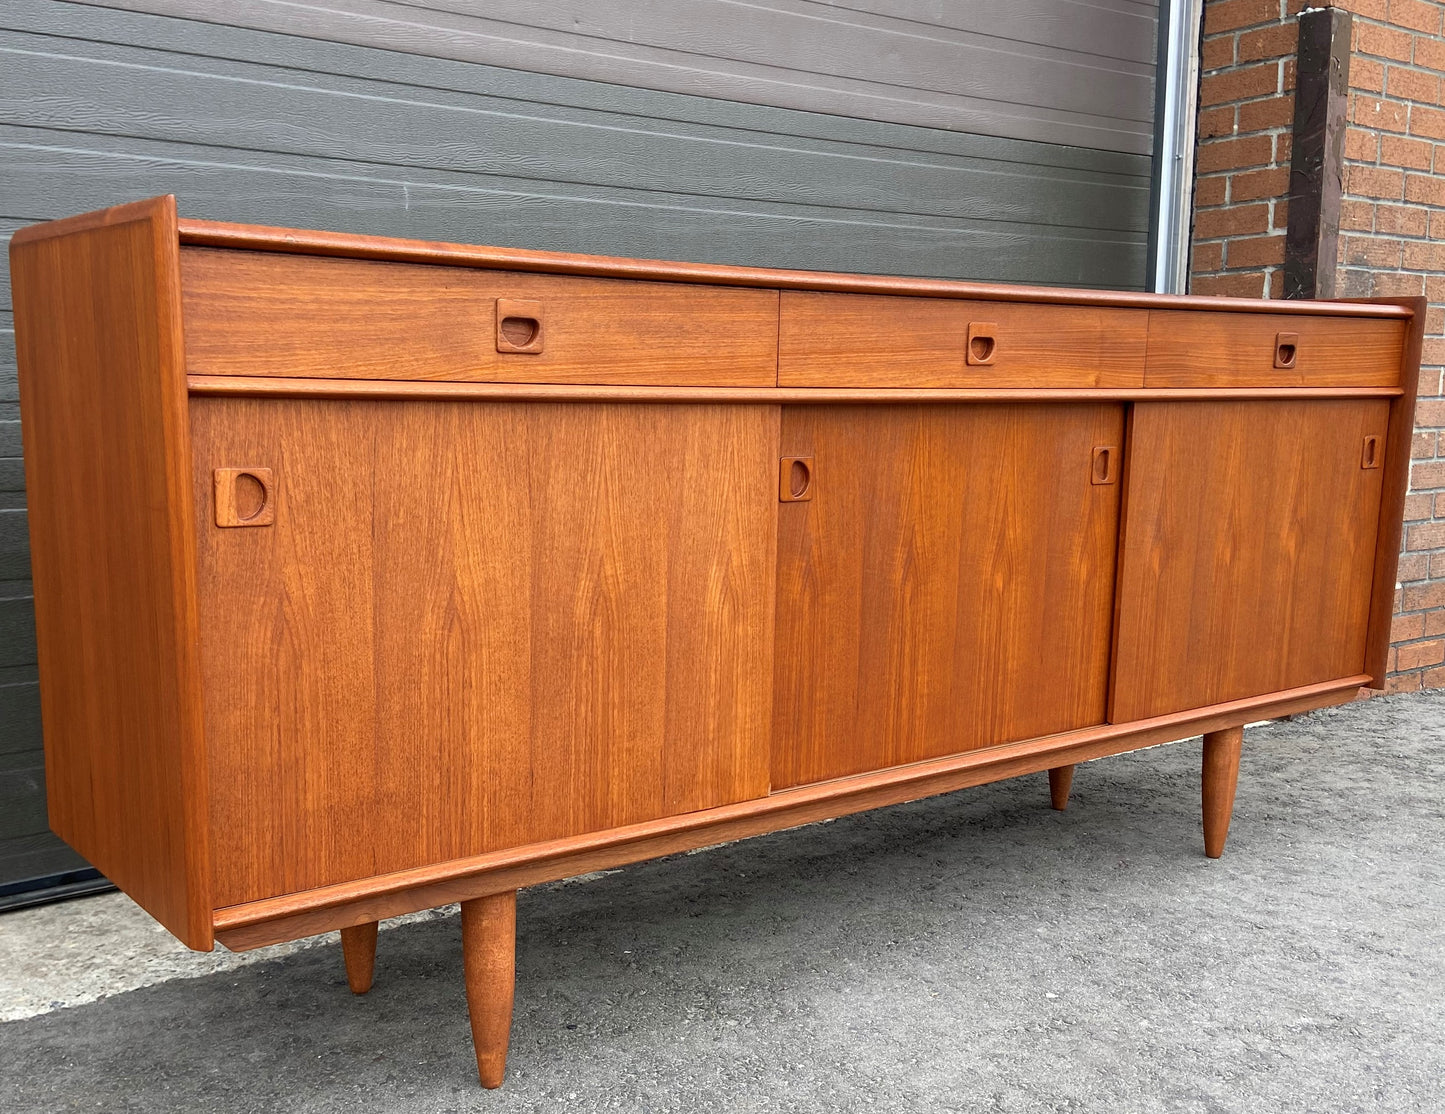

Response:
(1048, 765), (1075, 811)
(462, 891), (517, 1090)
(1202, 725), (1243, 859)
(340, 921), (378, 995)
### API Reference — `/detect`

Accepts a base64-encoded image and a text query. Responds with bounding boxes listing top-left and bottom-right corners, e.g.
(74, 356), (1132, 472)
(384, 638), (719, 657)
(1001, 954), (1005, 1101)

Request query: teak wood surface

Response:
(1110, 399), (1391, 722)
(175, 214), (1414, 317)
(192, 398), (777, 906)
(9, 196), (1424, 1088)
(778, 292), (1148, 388)
(1143, 309), (1404, 387)
(773, 403), (1123, 787)
(215, 675), (1370, 951)
(181, 248), (780, 386)
(9, 197), (213, 949)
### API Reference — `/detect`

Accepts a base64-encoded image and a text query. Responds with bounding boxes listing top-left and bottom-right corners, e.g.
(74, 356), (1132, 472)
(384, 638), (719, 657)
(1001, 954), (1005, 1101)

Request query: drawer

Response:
(1145, 310), (1405, 388)
(778, 291), (1146, 388)
(179, 248), (779, 386)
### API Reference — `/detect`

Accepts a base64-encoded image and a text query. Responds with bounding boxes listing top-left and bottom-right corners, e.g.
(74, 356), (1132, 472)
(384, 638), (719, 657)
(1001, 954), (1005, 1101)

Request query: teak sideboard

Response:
(10, 197), (1420, 1087)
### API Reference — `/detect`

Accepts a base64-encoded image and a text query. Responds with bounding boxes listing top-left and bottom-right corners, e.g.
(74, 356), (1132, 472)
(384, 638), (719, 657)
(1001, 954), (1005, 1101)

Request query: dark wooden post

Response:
(1283, 6), (1353, 299)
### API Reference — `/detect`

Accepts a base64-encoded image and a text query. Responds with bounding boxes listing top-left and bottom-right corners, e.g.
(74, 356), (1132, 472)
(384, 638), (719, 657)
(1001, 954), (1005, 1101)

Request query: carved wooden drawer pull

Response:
(1274, 331), (1298, 369)
(495, 298), (544, 354)
(966, 321), (998, 366)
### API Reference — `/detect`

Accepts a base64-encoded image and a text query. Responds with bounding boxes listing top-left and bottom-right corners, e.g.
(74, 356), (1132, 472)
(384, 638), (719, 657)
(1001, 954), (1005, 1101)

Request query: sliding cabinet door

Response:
(773, 404), (1125, 789)
(1110, 399), (1390, 722)
(193, 398), (779, 906)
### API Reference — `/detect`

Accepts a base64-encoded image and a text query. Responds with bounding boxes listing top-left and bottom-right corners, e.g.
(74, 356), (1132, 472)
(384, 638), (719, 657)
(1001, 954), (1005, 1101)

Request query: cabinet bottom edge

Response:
(210, 674), (1368, 952)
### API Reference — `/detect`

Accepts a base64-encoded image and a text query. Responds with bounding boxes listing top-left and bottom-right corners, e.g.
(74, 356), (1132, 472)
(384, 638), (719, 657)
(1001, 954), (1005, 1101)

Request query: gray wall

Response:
(0, 0), (1158, 891)
(78, 0), (1160, 154)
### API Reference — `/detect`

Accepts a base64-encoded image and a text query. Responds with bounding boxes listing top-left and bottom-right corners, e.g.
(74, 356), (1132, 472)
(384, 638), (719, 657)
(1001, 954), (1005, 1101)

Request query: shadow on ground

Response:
(3, 692), (1444, 1113)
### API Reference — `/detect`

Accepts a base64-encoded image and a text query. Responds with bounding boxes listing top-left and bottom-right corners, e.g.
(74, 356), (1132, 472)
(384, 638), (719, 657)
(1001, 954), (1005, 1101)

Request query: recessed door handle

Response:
(780, 457), (813, 501)
(1091, 445), (1118, 485)
(214, 468), (275, 527)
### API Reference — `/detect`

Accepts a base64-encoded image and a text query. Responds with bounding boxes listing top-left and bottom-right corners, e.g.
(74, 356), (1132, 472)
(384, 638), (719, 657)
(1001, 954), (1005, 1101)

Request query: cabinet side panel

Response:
(1364, 297), (1425, 685)
(1110, 399), (1390, 722)
(9, 198), (211, 948)
(773, 403), (1124, 789)
(194, 398), (775, 906)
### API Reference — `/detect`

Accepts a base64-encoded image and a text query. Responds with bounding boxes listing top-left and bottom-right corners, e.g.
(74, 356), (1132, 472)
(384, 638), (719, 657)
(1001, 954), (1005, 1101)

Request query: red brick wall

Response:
(1191, 0), (1445, 691)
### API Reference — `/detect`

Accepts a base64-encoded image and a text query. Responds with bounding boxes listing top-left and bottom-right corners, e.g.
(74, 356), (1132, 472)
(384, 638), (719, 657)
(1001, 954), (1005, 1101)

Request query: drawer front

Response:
(180, 248), (779, 386)
(779, 291), (1147, 388)
(1145, 310), (1405, 388)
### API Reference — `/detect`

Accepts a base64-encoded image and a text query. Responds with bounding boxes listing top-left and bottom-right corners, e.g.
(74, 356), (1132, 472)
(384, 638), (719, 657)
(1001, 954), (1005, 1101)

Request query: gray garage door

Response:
(0, 0), (1162, 903)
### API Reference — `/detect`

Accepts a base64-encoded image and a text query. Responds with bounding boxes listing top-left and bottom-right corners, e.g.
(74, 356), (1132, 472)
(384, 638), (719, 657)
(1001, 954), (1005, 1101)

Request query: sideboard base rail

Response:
(214, 674), (1367, 951)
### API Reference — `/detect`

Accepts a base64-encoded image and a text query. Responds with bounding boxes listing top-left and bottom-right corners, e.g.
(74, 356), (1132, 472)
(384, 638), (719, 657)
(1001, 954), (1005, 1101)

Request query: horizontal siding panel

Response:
(0, 222), (25, 309)
(0, 752), (47, 834)
(0, 510), (30, 582)
(11, 1), (1146, 178)
(0, 329), (15, 404)
(0, 832), (89, 886)
(0, 37), (1148, 233)
(0, 664), (39, 688)
(0, 596), (35, 670)
(0, 683), (41, 758)
(75, 0), (1159, 154)
(0, 463), (26, 505)
(821, 0), (1158, 60)
(397, 0), (1160, 66)
(0, 129), (1147, 287)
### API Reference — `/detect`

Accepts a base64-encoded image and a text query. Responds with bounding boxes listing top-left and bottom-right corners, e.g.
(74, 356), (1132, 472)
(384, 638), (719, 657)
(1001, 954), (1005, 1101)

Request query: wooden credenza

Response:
(10, 197), (1420, 1087)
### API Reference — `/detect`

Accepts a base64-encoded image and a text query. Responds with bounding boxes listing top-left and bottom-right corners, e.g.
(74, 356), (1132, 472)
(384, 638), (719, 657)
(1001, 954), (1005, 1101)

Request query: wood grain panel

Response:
(1145, 310), (1405, 387)
(8, 196), (211, 947)
(192, 398), (776, 906)
(772, 403), (1124, 789)
(212, 673), (1375, 951)
(1363, 297), (1426, 684)
(187, 376), (1401, 405)
(778, 292), (1146, 387)
(1110, 399), (1391, 722)
(179, 248), (779, 386)
(173, 216), (1409, 316)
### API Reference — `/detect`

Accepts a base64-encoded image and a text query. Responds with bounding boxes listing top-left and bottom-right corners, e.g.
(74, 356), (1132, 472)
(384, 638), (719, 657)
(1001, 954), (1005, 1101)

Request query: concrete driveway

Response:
(2, 690), (1443, 1112)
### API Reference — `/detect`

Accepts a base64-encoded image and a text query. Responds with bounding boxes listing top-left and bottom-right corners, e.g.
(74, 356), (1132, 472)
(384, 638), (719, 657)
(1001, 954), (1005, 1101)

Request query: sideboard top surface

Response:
(143, 212), (1407, 320)
(12, 196), (1414, 319)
